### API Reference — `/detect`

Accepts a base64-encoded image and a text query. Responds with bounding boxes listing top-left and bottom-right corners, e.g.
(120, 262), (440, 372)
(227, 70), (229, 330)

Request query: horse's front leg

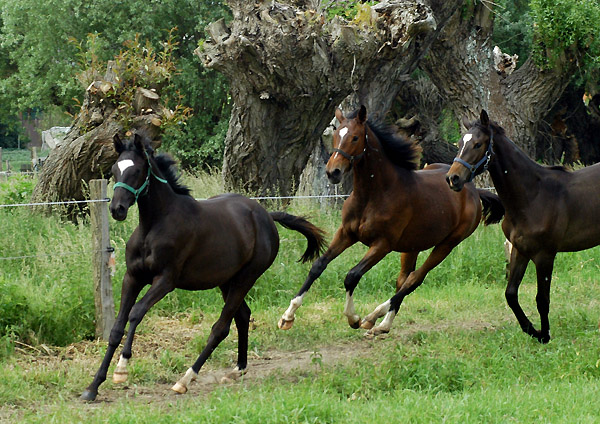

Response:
(279, 227), (355, 330)
(343, 242), (390, 329)
(114, 273), (176, 381)
(504, 248), (536, 339)
(532, 252), (556, 344)
(80, 273), (144, 401)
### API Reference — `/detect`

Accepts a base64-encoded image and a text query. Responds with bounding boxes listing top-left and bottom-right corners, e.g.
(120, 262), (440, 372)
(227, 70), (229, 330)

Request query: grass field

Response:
(1, 172), (599, 423)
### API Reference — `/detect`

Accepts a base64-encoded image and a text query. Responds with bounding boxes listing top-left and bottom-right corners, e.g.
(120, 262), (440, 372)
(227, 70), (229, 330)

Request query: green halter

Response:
(113, 152), (168, 201)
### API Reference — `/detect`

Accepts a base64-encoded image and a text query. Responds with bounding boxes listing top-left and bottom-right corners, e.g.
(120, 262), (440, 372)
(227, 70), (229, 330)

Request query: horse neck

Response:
(488, 132), (542, 211)
(352, 127), (404, 198)
(136, 170), (178, 228)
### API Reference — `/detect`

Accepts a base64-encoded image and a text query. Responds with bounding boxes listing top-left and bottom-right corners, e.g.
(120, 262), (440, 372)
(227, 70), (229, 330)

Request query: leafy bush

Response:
(0, 176), (35, 205)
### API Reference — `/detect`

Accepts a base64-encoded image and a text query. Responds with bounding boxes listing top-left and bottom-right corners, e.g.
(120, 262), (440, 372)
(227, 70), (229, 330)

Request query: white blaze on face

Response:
(459, 133), (473, 156)
(117, 159), (134, 175)
(334, 127), (349, 160)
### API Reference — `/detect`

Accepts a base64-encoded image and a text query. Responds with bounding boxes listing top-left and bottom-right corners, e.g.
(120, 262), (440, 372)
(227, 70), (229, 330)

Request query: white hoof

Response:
(112, 371), (128, 384)
(171, 382), (188, 394)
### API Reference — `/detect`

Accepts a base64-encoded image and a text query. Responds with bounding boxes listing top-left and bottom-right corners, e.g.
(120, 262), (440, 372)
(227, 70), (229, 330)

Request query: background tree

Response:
(419, 0), (600, 158)
(30, 33), (191, 211)
(199, 0), (462, 197)
(0, 0), (230, 167)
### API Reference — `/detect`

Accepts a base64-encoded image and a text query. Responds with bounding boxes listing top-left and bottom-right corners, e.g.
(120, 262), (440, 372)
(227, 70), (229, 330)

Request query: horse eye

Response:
(352, 136), (358, 142)
(474, 142), (482, 149)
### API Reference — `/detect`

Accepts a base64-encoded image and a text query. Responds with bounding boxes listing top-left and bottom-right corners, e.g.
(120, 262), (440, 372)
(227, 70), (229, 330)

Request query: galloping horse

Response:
(81, 132), (326, 401)
(278, 106), (504, 335)
(446, 110), (600, 343)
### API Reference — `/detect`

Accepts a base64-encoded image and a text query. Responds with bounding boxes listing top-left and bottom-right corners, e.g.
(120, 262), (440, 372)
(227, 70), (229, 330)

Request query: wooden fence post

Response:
(0, 147), (3, 171)
(90, 179), (115, 340)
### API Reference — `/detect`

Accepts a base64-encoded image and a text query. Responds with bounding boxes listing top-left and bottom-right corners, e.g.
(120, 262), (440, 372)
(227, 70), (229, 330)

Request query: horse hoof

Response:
(80, 390), (97, 402)
(366, 327), (389, 338)
(112, 371), (128, 384)
(360, 319), (375, 330)
(171, 382), (188, 394)
(278, 317), (294, 330)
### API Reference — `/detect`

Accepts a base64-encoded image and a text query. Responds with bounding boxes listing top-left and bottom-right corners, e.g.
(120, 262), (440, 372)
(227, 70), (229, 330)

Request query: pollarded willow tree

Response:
(198, 0), (463, 196)
(31, 33), (191, 211)
(420, 0), (600, 158)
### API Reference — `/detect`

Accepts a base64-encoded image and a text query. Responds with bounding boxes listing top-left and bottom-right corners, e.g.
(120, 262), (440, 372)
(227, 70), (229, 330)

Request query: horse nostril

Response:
(445, 175), (451, 185)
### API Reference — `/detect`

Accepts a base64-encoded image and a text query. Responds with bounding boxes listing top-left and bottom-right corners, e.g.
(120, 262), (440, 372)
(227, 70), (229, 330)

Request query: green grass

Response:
(1, 171), (600, 423)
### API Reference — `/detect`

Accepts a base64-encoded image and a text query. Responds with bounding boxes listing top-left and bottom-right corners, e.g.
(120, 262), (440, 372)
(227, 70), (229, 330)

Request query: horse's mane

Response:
(154, 154), (192, 196)
(346, 110), (422, 170)
(473, 119), (569, 172)
(125, 132), (192, 196)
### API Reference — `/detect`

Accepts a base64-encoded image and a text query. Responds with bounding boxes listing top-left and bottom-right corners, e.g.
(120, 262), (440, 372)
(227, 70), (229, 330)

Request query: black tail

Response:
(477, 189), (505, 225)
(270, 212), (327, 263)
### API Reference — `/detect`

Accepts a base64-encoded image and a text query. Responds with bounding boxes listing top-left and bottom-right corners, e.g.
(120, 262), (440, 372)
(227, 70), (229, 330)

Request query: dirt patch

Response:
(2, 314), (504, 417)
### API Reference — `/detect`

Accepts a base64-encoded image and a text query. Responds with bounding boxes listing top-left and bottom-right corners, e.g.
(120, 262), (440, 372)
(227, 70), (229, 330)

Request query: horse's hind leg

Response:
(81, 273), (144, 401)
(396, 252), (419, 292)
(218, 284), (252, 381)
(172, 269), (262, 394)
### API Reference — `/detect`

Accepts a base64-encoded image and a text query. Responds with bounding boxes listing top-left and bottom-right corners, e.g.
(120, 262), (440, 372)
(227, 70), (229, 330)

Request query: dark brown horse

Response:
(446, 110), (600, 343)
(80, 133), (325, 401)
(278, 106), (504, 335)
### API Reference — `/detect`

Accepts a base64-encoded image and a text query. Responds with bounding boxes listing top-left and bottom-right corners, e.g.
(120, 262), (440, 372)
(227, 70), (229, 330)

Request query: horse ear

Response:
(133, 133), (145, 153)
(480, 110), (490, 127)
(358, 105), (367, 123)
(113, 134), (125, 153)
(335, 108), (344, 124)
(462, 117), (471, 130)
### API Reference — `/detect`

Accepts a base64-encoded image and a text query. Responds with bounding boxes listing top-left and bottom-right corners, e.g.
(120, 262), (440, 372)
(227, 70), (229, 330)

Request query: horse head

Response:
(110, 133), (152, 221)
(446, 109), (494, 191)
(326, 105), (368, 184)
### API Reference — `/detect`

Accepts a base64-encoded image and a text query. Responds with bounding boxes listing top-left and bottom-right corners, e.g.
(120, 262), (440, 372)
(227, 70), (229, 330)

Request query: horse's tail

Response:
(477, 189), (505, 226)
(270, 212), (327, 263)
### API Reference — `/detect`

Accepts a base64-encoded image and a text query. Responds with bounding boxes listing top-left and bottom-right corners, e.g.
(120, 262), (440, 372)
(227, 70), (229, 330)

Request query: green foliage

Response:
(493, 0), (534, 66)
(530, 0), (600, 73)
(438, 108), (461, 144)
(0, 0), (232, 168)
(0, 173), (35, 204)
(324, 0), (377, 21)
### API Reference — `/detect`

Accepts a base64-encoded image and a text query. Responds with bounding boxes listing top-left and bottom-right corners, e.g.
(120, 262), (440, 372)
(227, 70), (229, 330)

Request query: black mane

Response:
(346, 109), (421, 170)
(154, 153), (192, 196)
(123, 132), (192, 196)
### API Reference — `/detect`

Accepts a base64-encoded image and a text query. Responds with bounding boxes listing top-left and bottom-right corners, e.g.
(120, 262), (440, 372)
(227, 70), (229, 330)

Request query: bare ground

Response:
(0, 313), (506, 423)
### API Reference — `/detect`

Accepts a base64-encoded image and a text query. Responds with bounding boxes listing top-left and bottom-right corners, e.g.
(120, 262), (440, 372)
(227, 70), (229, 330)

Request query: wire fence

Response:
(0, 194), (348, 262)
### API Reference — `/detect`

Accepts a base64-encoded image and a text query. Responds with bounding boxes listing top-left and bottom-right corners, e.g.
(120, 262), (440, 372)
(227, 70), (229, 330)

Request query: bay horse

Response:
(80, 132), (326, 401)
(278, 106), (504, 336)
(446, 110), (600, 343)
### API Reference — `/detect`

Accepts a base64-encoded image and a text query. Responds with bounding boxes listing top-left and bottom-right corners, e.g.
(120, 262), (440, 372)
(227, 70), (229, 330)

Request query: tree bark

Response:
(420, 2), (575, 158)
(31, 62), (167, 213)
(199, 0), (462, 196)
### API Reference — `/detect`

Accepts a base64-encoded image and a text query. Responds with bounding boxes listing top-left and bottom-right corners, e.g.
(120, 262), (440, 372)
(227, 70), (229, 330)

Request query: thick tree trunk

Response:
(31, 62), (167, 212)
(199, 0), (461, 196)
(420, 2), (574, 158)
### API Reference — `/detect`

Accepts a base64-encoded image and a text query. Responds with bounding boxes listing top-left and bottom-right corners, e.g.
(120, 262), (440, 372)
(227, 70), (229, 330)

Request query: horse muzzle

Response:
(445, 165), (466, 192)
(110, 202), (129, 221)
(326, 168), (342, 184)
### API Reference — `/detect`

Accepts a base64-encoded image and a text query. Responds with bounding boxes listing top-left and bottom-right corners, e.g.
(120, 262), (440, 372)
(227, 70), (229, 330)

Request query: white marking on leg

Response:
(343, 292), (360, 325)
(375, 310), (396, 333)
(112, 355), (129, 383)
(362, 300), (390, 326)
(282, 294), (305, 322)
(117, 159), (134, 174)
(172, 367), (198, 394)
